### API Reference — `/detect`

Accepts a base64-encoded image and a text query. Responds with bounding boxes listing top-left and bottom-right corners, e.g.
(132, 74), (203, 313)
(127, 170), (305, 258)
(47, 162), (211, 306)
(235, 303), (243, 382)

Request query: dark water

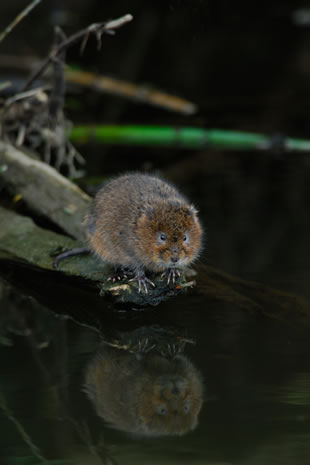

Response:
(1, 265), (310, 465)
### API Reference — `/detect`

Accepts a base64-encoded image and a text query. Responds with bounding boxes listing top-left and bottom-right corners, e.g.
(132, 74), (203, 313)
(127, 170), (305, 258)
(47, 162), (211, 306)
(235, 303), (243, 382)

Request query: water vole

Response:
(85, 173), (202, 291)
(54, 173), (202, 291)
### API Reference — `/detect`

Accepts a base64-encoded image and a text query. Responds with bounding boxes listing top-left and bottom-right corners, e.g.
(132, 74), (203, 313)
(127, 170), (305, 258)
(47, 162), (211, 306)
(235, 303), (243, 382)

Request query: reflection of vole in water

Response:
(84, 346), (203, 436)
(85, 173), (202, 290)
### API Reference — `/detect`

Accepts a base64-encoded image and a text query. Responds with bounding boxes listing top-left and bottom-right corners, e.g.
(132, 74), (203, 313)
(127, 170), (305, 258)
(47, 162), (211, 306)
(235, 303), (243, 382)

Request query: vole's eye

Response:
(184, 400), (191, 414)
(156, 405), (167, 415)
(159, 233), (166, 242)
(183, 233), (188, 242)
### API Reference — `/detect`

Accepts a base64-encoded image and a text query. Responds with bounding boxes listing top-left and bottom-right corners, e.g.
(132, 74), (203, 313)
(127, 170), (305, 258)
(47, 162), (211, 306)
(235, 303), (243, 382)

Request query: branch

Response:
(65, 69), (197, 115)
(22, 13), (133, 92)
(48, 26), (67, 127)
(0, 0), (42, 45)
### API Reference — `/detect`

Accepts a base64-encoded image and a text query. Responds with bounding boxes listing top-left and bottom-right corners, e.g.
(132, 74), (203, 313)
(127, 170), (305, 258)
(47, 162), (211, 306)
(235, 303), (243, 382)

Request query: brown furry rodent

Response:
(85, 173), (202, 289)
(84, 346), (203, 436)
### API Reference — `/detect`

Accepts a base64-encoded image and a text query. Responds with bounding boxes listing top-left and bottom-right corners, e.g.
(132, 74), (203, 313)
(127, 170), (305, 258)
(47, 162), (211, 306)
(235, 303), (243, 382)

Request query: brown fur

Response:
(85, 173), (202, 273)
(84, 346), (203, 436)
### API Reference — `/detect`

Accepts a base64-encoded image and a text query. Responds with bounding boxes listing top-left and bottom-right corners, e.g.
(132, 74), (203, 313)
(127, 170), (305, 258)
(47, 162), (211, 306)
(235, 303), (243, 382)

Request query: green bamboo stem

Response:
(69, 125), (310, 152)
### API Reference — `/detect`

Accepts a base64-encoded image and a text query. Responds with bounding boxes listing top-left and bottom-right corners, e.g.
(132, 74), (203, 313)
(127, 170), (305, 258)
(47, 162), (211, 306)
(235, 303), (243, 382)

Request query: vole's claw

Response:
(129, 274), (155, 294)
(135, 277), (145, 293)
(161, 268), (181, 285)
(107, 268), (129, 283)
(141, 280), (148, 294)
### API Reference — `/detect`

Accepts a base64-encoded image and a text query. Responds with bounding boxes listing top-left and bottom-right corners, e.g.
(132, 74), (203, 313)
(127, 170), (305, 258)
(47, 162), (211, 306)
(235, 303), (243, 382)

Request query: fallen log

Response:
(0, 140), (91, 240)
(1, 207), (309, 316)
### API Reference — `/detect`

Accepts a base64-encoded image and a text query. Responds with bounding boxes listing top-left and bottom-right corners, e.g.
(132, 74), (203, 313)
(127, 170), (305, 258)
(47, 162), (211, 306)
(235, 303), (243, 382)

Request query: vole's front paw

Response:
(107, 267), (130, 283)
(161, 267), (182, 285)
(129, 272), (155, 294)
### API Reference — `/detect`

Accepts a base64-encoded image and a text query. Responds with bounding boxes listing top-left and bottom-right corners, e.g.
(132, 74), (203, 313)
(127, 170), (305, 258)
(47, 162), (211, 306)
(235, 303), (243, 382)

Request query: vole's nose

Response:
(171, 257), (179, 263)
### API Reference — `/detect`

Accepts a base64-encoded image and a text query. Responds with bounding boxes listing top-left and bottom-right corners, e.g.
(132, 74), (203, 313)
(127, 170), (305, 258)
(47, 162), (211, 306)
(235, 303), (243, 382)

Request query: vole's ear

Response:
(145, 206), (154, 219)
(136, 212), (150, 231)
(188, 205), (199, 217)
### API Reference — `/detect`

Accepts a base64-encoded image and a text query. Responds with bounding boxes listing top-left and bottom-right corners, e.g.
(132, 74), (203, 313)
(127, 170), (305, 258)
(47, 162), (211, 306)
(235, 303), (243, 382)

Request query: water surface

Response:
(0, 274), (309, 465)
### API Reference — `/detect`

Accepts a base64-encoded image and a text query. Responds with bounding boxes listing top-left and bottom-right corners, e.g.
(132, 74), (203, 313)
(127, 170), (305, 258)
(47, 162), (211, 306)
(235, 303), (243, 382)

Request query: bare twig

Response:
(48, 26), (67, 127)
(0, 0), (42, 45)
(0, 27), (85, 178)
(0, 81), (11, 92)
(3, 86), (48, 107)
(102, 15), (134, 31)
(0, 13), (132, 177)
(22, 13), (133, 92)
(179, 279), (196, 288)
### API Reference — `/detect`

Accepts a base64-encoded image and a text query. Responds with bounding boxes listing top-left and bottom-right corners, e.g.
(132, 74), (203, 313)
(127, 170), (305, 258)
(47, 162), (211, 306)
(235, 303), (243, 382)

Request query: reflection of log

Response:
(0, 141), (91, 240)
(1, 207), (310, 316)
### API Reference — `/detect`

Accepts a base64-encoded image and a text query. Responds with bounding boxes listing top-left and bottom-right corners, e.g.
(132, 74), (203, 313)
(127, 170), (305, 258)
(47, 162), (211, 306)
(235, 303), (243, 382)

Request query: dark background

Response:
(2, 0), (310, 132)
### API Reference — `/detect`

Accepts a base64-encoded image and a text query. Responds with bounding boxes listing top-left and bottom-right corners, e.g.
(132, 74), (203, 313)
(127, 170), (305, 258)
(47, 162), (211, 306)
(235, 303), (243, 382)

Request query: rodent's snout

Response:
(170, 246), (180, 264)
